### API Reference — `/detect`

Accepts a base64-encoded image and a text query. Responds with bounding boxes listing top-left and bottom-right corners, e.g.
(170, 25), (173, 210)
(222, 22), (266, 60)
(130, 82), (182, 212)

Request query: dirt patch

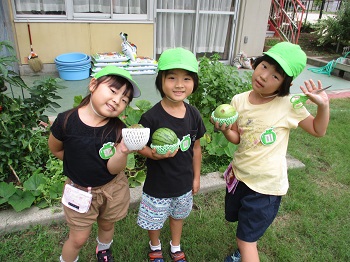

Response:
(298, 32), (339, 60)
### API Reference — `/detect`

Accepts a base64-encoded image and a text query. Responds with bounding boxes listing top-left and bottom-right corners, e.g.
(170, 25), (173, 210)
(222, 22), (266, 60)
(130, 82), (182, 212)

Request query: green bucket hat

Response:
(94, 66), (141, 97)
(263, 42), (306, 79)
(158, 48), (198, 73)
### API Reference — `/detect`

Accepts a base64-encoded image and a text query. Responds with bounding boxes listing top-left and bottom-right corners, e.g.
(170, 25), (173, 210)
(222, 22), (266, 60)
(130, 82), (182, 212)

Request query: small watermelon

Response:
(152, 128), (178, 146)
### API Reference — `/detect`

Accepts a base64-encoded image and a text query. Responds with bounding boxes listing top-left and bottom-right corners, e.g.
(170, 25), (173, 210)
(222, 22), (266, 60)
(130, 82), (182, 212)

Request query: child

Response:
(136, 48), (206, 262)
(48, 66), (141, 262)
(213, 42), (330, 262)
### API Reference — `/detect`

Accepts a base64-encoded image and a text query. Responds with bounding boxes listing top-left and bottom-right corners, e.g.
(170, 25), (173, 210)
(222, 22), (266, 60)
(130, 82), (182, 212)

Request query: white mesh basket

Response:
(150, 139), (180, 155)
(122, 128), (150, 150)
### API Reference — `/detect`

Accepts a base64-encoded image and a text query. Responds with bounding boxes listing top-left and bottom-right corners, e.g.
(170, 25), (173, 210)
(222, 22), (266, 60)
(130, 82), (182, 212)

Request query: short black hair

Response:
(253, 55), (293, 96)
(155, 69), (199, 98)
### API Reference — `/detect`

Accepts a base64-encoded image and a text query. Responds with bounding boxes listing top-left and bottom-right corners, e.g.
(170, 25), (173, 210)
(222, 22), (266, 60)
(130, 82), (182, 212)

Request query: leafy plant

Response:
(264, 38), (281, 47)
(120, 99), (153, 126)
(0, 41), (67, 211)
(312, 1), (350, 52)
(189, 54), (252, 171)
(189, 54), (252, 116)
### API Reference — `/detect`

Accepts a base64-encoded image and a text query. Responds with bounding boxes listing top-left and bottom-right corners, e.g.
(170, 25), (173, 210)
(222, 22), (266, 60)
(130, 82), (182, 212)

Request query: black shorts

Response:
(225, 181), (281, 242)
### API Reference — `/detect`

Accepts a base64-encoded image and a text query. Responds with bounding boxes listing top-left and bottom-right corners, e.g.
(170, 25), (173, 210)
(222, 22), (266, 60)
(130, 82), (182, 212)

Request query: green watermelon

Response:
(213, 104), (236, 118)
(152, 128), (178, 146)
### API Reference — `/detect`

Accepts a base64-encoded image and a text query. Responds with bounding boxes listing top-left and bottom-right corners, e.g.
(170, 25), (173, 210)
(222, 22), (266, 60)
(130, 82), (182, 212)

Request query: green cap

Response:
(158, 48), (198, 73)
(263, 42), (306, 79)
(94, 66), (141, 97)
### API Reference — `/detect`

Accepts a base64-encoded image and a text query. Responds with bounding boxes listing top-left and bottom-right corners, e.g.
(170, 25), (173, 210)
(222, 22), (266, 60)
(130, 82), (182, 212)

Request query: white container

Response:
(122, 128), (150, 150)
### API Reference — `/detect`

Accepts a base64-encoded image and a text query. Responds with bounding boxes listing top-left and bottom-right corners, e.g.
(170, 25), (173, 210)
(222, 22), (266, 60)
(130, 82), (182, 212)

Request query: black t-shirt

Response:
(50, 110), (125, 187)
(140, 102), (206, 198)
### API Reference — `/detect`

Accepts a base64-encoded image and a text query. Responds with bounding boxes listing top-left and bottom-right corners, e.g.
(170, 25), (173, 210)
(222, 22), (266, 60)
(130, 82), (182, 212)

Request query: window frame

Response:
(12, 0), (154, 22)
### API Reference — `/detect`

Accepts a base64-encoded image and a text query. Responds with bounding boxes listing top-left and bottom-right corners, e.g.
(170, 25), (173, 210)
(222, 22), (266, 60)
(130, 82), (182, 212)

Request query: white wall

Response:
(234, 0), (271, 59)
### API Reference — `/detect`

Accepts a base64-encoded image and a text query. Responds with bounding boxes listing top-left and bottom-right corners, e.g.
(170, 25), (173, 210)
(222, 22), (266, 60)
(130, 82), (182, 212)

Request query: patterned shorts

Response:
(137, 191), (193, 230)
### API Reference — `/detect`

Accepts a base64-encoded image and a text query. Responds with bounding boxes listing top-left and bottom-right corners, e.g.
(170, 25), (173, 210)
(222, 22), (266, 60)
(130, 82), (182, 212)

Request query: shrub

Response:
(0, 41), (66, 211)
(312, 1), (350, 52)
(188, 54), (252, 171)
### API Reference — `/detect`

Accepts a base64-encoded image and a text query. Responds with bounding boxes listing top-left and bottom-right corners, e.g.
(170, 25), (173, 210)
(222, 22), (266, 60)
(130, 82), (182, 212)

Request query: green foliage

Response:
(0, 152), (65, 212)
(0, 41), (66, 211)
(126, 153), (146, 188)
(189, 54), (252, 171)
(0, 79), (65, 182)
(312, 1), (350, 50)
(264, 38), (281, 47)
(120, 99), (152, 126)
(301, 21), (315, 33)
(189, 54), (252, 116)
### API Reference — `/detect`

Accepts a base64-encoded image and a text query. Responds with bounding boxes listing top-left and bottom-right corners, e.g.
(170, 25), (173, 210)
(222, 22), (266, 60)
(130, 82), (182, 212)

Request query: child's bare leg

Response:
(61, 228), (91, 262)
(237, 237), (259, 262)
(148, 229), (161, 246)
(97, 218), (115, 244)
(169, 217), (183, 246)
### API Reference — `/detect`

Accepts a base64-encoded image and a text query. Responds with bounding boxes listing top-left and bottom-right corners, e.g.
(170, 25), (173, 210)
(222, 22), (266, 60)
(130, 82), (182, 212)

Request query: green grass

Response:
(1, 98), (349, 262)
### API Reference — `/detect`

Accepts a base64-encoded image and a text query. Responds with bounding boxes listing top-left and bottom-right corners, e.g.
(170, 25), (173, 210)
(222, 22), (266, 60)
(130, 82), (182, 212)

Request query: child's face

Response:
(252, 61), (285, 96)
(162, 69), (194, 102)
(90, 79), (130, 118)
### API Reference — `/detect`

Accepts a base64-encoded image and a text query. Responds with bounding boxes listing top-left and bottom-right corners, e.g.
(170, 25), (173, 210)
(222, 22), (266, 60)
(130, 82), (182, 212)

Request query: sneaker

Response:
(224, 249), (241, 262)
(96, 248), (114, 262)
(170, 251), (187, 262)
(148, 250), (164, 262)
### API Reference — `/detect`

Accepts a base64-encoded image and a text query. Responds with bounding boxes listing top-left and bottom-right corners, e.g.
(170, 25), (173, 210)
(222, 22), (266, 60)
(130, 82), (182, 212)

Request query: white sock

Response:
(60, 255), (79, 262)
(170, 240), (181, 253)
(96, 237), (113, 252)
(149, 240), (162, 251)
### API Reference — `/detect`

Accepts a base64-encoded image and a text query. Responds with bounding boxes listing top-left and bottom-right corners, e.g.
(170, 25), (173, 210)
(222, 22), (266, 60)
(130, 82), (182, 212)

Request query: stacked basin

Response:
(55, 52), (91, 80)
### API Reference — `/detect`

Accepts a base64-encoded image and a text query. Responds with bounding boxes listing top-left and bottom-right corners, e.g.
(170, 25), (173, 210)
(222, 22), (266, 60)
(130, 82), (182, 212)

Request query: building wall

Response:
(15, 22), (154, 64)
(234, 0), (271, 58)
(6, 0), (272, 74)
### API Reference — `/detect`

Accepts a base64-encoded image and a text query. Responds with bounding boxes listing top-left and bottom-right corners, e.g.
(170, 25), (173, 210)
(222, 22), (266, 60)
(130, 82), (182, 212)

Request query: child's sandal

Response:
(170, 251), (187, 262)
(148, 250), (164, 262)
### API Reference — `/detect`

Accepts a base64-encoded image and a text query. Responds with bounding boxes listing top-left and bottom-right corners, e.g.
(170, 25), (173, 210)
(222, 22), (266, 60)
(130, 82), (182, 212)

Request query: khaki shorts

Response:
(63, 172), (130, 231)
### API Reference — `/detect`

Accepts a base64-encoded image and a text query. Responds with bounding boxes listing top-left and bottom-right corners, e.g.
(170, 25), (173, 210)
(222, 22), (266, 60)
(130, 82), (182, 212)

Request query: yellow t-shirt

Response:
(231, 91), (310, 195)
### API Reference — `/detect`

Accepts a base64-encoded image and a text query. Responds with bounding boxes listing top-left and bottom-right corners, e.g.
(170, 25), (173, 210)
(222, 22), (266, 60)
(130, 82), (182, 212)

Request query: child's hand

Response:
(151, 147), (178, 160)
(300, 79), (329, 107)
(116, 139), (135, 154)
(211, 116), (233, 132)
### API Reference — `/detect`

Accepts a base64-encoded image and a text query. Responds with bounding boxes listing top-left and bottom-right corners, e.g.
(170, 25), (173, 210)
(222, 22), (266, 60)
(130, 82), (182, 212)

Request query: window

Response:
(13, 0), (151, 21)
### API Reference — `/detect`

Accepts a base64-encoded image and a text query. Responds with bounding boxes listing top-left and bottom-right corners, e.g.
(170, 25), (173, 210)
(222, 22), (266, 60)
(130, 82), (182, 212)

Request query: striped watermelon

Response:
(151, 128), (178, 146)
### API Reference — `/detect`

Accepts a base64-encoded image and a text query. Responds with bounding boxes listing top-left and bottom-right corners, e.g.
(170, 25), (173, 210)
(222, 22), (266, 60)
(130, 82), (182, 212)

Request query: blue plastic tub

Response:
(55, 53), (91, 80)
(57, 67), (91, 81)
(55, 52), (88, 63)
(55, 56), (91, 67)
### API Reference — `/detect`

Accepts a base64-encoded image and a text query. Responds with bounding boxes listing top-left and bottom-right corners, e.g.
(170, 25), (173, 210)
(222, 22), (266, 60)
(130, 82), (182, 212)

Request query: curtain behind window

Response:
(14, 0), (146, 14)
(156, 0), (195, 53)
(15, 0), (65, 13)
(197, 0), (232, 53)
(156, 0), (233, 55)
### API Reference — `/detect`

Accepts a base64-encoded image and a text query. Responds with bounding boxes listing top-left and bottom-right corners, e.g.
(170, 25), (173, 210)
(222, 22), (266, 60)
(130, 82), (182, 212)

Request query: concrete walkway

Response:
(0, 155), (304, 235)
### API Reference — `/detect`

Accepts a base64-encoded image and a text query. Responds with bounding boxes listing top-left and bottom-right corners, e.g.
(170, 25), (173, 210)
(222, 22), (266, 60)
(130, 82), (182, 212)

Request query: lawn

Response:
(1, 98), (349, 262)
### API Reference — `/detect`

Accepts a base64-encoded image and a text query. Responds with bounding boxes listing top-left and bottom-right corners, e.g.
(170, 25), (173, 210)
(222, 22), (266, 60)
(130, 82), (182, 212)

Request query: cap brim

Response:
(128, 79), (141, 98)
(95, 71), (141, 98)
(159, 63), (198, 73)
